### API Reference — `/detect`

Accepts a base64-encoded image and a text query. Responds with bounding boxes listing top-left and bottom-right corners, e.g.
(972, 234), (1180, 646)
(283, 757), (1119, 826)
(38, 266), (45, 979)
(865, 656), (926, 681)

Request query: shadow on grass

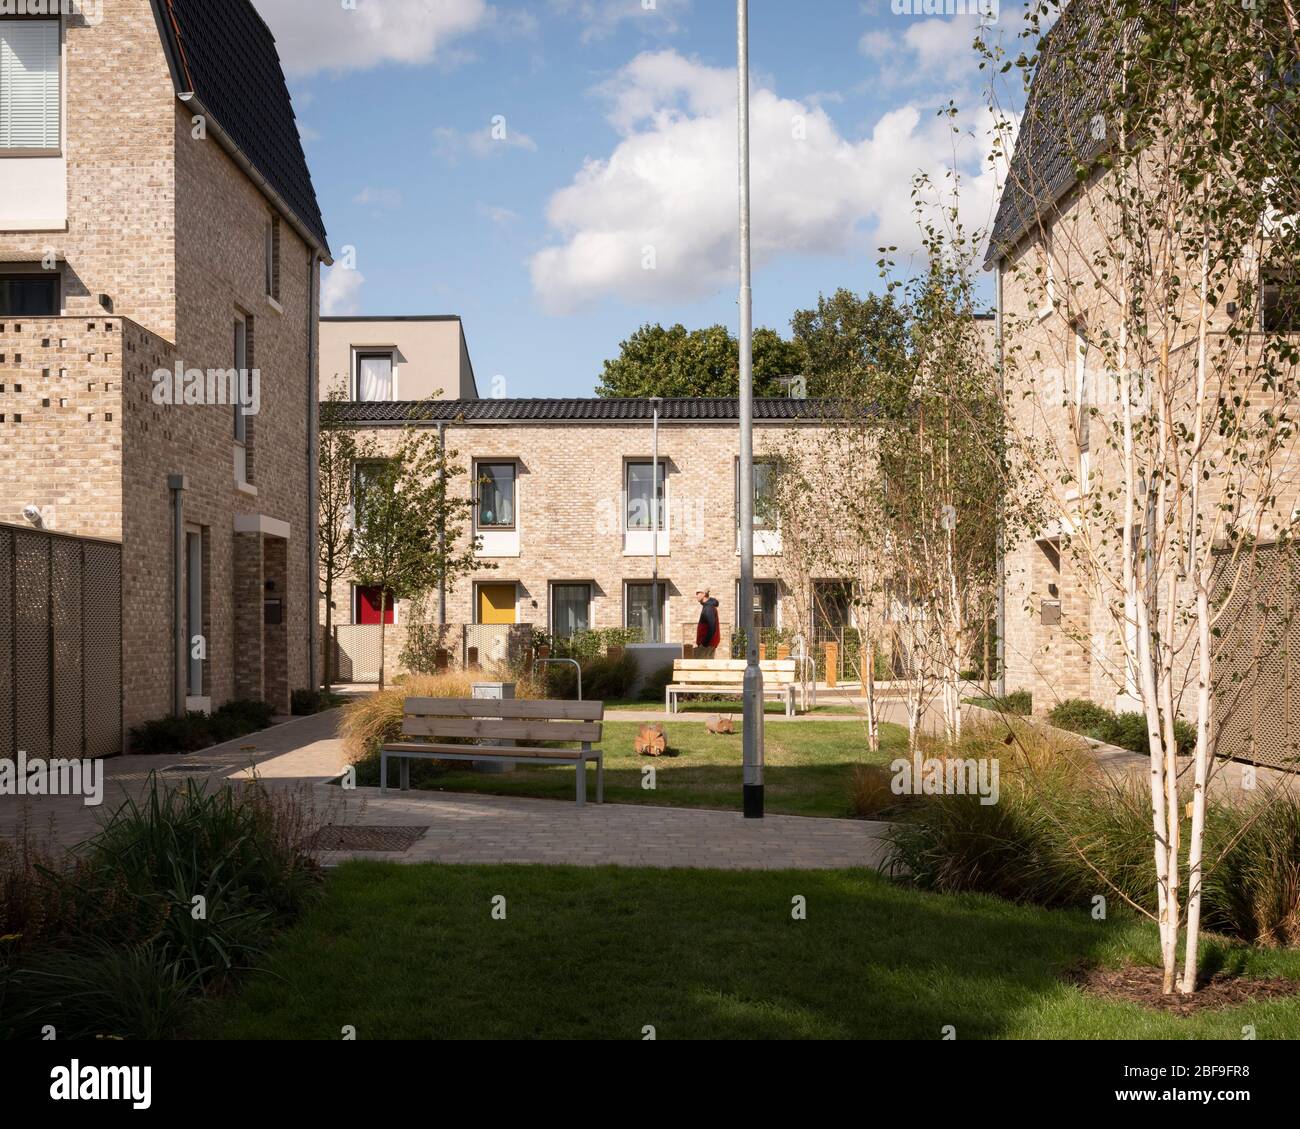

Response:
(200, 863), (1153, 1041)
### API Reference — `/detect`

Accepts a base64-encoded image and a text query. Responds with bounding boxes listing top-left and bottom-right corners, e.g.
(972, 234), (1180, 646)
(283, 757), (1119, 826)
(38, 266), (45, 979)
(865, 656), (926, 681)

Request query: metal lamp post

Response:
(737, 0), (764, 818)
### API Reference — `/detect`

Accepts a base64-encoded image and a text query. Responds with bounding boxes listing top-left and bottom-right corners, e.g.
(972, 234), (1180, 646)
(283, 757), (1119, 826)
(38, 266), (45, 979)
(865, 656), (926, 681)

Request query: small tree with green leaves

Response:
(351, 423), (484, 690)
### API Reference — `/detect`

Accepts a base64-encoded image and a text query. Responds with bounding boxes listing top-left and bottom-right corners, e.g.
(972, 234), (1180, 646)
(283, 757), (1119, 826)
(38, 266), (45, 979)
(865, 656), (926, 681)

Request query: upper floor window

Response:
(1262, 271), (1300, 333)
(477, 463), (516, 530)
(353, 459), (390, 530)
(735, 459), (778, 530)
(626, 461), (665, 531)
(0, 20), (60, 153)
(265, 215), (281, 302)
(355, 352), (394, 401)
(0, 272), (57, 316)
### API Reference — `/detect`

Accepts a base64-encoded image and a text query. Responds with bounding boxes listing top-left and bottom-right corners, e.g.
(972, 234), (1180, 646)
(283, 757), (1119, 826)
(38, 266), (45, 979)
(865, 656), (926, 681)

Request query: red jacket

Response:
(696, 599), (721, 648)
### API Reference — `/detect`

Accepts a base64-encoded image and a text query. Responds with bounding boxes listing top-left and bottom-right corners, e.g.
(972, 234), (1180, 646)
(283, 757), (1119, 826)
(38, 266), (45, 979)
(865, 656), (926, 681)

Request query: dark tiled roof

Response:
(986, 2), (1128, 266)
(154, 0), (329, 254)
(326, 398), (837, 424)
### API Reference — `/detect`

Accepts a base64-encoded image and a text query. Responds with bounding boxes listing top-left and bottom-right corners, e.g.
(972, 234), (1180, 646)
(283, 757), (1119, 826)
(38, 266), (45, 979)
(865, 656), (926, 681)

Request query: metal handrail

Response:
(536, 657), (582, 701)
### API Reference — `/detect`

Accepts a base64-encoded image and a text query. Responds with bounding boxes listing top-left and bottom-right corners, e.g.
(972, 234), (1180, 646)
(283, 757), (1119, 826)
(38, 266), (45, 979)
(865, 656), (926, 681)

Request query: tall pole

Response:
(437, 420), (447, 626)
(651, 397), (662, 644)
(737, 0), (764, 818)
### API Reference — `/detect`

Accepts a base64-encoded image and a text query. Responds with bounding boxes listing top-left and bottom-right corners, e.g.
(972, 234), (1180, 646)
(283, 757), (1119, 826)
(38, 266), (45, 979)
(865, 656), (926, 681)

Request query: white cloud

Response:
(549, 0), (691, 44)
(354, 186), (404, 210)
(433, 123), (538, 163)
(321, 266), (365, 316)
(478, 203), (522, 226)
(254, 0), (492, 76)
(529, 50), (999, 314)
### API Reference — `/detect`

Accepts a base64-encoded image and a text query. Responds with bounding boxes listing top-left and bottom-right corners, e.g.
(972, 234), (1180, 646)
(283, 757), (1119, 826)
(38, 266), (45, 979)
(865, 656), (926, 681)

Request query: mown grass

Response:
(351, 720), (907, 819)
(199, 862), (1300, 1041)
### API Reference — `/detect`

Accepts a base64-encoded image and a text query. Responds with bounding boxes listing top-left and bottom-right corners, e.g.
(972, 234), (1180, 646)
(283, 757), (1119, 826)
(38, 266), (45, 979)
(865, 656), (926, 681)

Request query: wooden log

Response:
(636, 723), (669, 757)
(706, 715), (735, 736)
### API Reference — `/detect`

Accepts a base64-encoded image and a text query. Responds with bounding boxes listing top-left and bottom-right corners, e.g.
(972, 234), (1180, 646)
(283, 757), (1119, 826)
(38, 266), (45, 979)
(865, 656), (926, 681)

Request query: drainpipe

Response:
(306, 251), (320, 690)
(437, 420), (448, 626)
(169, 474), (188, 716)
(650, 397), (661, 643)
(995, 260), (1007, 699)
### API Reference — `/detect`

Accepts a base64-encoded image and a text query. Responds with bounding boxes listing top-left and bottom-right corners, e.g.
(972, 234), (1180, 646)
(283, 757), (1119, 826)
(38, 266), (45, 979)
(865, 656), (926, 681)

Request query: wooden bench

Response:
(381, 697), (605, 806)
(666, 659), (800, 717)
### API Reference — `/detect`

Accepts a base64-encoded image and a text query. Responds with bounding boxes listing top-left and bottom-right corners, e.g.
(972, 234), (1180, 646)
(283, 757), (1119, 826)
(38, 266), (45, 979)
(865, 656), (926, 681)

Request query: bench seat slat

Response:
(382, 741), (594, 761)
(402, 716), (602, 742)
(675, 660), (797, 672)
(402, 697), (603, 721)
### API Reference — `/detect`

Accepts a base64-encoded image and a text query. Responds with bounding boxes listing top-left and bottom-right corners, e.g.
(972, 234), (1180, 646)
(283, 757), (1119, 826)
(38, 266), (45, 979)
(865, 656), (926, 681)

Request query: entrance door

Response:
(477, 583), (517, 625)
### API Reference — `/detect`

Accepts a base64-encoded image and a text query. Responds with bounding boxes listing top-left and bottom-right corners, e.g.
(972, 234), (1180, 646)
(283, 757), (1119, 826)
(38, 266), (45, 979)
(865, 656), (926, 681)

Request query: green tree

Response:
(596, 323), (802, 398)
(318, 390), (373, 691)
(790, 288), (910, 399)
(350, 423), (484, 689)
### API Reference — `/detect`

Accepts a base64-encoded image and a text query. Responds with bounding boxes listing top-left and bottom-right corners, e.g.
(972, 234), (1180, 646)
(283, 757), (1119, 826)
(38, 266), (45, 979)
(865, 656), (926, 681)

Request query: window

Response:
(355, 585), (395, 626)
(626, 461), (665, 531)
(477, 463), (516, 529)
(233, 315), (248, 444)
(265, 216), (281, 301)
(738, 580), (779, 633)
(551, 583), (591, 638)
(736, 460), (778, 530)
(0, 273), (57, 315)
(1262, 271), (1300, 333)
(355, 352), (394, 402)
(0, 20), (60, 152)
(352, 459), (389, 529)
(626, 582), (667, 643)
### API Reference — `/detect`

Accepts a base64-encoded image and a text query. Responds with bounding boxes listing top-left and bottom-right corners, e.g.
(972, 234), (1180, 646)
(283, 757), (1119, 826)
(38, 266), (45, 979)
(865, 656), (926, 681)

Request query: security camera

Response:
(22, 505), (45, 529)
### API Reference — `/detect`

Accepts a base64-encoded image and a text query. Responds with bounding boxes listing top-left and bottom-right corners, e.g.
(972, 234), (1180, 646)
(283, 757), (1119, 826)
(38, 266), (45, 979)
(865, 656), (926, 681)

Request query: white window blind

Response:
(0, 21), (60, 151)
(356, 354), (394, 401)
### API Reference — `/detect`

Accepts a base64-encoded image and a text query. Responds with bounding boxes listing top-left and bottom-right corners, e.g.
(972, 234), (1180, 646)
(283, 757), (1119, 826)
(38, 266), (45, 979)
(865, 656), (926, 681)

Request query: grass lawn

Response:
(199, 862), (1300, 1040)
(355, 719), (905, 818)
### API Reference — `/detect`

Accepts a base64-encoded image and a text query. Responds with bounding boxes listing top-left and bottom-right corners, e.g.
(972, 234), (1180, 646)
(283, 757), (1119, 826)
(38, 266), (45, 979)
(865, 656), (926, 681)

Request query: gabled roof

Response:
(151, 0), (330, 257)
(985, 1), (1127, 266)
(326, 398), (838, 425)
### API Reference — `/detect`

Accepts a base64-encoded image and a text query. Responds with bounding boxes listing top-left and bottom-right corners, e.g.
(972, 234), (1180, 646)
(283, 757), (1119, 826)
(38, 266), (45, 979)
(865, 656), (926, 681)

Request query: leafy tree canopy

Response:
(596, 323), (803, 398)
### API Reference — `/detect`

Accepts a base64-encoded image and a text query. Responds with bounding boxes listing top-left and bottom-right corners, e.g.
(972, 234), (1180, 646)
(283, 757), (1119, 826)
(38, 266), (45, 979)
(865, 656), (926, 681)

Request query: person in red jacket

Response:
(695, 590), (721, 657)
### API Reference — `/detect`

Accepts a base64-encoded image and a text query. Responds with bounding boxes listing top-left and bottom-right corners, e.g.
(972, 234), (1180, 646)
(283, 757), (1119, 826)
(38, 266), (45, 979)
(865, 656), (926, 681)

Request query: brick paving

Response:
(0, 707), (894, 872)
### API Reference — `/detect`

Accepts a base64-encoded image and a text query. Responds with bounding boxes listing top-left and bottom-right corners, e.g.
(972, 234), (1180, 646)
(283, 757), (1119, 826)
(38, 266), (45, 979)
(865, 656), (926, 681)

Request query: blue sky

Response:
(255, 0), (1024, 398)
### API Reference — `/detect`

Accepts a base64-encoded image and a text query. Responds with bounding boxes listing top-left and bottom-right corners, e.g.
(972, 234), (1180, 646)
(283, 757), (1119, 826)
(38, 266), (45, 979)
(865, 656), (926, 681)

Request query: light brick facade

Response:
(0, 2), (325, 743)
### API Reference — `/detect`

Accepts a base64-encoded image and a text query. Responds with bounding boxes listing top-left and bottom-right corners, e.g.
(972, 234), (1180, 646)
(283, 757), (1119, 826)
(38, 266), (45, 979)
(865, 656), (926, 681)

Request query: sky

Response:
(253, 0), (1029, 398)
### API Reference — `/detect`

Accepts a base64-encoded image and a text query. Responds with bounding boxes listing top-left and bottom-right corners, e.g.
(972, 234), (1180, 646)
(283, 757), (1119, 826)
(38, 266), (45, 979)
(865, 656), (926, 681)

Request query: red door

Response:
(356, 586), (395, 625)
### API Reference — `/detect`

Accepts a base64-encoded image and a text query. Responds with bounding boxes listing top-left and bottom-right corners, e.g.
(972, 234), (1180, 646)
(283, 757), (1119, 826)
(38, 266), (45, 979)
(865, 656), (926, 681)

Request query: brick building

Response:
(318, 319), (843, 676)
(0, 1), (330, 738)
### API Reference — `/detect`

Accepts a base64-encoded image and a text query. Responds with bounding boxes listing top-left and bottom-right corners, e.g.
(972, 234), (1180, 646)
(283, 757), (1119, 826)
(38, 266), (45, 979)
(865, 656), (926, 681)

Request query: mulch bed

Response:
(1067, 963), (1300, 1015)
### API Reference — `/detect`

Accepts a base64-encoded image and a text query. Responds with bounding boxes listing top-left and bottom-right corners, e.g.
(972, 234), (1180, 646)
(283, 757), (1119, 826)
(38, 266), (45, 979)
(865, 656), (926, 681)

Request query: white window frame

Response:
(0, 19), (62, 155)
(624, 460), (666, 533)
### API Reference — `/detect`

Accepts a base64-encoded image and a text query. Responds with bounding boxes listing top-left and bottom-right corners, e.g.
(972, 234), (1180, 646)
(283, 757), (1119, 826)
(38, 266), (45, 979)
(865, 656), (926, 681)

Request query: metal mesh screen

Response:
(1212, 543), (1300, 772)
(0, 524), (122, 761)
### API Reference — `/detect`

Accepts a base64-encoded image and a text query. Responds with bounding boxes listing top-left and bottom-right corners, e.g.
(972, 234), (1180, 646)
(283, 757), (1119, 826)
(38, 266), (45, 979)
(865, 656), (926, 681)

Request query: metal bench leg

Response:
(400, 756), (410, 792)
(381, 750), (388, 794)
(596, 754), (604, 804)
(576, 755), (587, 807)
(787, 690), (794, 718)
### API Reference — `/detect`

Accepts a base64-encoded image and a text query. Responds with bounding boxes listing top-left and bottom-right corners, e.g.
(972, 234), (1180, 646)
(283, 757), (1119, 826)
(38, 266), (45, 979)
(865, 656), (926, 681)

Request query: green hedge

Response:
(129, 700), (276, 755)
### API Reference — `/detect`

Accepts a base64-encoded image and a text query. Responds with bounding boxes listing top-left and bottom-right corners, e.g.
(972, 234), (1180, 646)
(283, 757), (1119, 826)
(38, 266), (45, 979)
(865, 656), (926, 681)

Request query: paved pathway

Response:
(1, 707), (893, 872)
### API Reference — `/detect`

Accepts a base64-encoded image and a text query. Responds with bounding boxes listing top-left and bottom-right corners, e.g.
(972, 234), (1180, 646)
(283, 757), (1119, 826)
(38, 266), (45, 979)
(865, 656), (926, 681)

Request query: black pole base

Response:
(743, 784), (765, 819)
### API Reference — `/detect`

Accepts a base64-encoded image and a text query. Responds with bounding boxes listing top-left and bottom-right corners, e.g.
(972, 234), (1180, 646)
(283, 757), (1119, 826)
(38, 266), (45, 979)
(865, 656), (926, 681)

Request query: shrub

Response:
(546, 653), (639, 701)
(1048, 698), (1114, 735)
(128, 699), (276, 755)
(850, 765), (899, 819)
(1049, 699), (1196, 756)
(1203, 797), (1300, 947)
(967, 690), (1032, 716)
(554, 628), (644, 661)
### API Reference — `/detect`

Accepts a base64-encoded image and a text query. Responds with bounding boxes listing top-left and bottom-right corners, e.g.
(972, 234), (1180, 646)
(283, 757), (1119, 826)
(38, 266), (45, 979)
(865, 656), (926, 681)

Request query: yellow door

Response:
(478, 584), (517, 625)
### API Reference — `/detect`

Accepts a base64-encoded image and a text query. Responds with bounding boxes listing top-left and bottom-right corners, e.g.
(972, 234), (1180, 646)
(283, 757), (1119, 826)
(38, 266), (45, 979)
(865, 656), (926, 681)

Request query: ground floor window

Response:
(738, 580), (779, 633)
(0, 274), (59, 316)
(355, 585), (395, 626)
(551, 583), (591, 638)
(626, 582), (667, 643)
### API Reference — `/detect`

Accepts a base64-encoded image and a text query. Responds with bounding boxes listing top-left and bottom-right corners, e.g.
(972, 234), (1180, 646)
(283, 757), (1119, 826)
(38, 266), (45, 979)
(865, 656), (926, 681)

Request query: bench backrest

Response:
(672, 659), (799, 686)
(402, 697), (603, 744)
